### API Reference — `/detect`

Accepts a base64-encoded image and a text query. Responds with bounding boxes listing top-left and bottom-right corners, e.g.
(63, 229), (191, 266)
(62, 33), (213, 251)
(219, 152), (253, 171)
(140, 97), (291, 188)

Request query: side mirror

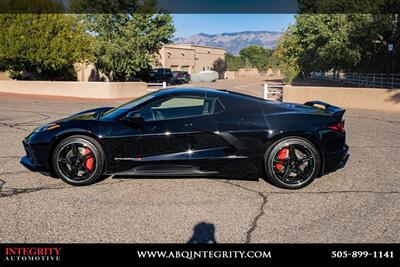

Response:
(121, 112), (143, 128)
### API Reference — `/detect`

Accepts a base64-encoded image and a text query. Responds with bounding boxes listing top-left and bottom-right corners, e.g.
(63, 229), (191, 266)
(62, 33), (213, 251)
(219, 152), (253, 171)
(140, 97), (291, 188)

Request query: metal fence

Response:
(311, 72), (400, 89)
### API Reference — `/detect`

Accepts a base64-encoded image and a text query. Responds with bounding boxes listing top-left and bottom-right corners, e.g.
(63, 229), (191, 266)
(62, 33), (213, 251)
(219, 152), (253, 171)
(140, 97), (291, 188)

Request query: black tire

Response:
(264, 137), (321, 189)
(52, 135), (105, 186)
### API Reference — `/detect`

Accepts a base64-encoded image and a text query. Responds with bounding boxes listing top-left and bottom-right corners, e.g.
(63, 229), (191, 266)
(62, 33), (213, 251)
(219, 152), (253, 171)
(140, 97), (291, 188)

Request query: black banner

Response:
(0, 243), (398, 266)
(0, 0), (400, 14)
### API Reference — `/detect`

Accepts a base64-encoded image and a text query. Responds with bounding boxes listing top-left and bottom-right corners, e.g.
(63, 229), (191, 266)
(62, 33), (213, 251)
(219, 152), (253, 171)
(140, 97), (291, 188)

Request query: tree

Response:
(294, 14), (363, 77)
(225, 53), (244, 71)
(0, 13), (94, 80)
(75, 0), (175, 81)
(0, 0), (66, 13)
(274, 13), (400, 77)
(212, 58), (227, 79)
(273, 26), (302, 84)
(239, 45), (272, 70)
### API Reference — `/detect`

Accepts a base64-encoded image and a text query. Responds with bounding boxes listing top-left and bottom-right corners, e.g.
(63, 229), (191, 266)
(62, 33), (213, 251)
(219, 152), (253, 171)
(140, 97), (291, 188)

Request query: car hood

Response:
(73, 107), (114, 116)
(56, 107), (114, 123)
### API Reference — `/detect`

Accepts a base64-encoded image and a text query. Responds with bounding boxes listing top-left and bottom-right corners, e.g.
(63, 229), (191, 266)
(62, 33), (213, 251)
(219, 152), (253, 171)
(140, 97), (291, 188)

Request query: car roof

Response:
(154, 87), (226, 96)
(156, 87), (266, 101)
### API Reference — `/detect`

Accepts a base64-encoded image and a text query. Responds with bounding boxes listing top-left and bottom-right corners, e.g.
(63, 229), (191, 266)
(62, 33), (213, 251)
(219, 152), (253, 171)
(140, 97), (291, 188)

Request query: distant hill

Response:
(173, 31), (283, 55)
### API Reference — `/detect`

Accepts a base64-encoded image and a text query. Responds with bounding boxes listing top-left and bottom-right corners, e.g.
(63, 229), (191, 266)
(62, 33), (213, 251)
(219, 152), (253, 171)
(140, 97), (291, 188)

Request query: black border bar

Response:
(0, 0), (400, 13)
(0, 243), (399, 266)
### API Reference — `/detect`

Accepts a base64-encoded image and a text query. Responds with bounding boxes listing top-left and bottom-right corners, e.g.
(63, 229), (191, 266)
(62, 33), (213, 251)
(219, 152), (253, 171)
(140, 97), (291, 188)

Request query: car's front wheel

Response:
(265, 137), (321, 189)
(52, 135), (105, 186)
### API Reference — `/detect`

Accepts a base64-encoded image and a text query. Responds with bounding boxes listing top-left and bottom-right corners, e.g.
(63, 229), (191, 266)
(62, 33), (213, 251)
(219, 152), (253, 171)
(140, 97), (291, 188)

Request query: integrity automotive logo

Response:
(2, 247), (62, 263)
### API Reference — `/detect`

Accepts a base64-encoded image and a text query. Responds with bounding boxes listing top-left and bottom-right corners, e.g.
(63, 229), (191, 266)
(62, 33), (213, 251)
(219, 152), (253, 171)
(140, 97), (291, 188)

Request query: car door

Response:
(111, 91), (228, 175)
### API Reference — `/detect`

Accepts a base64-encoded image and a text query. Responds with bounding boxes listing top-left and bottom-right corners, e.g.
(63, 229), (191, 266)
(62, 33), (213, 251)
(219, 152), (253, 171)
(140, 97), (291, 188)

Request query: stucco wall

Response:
(155, 44), (226, 74)
(157, 45), (196, 72)
(283, 85), (400, 112)
(0, 81), (150, 99)
(237, 68), (259, 77)
(191, 45), (225, 74)
(224, 71), (236, 79)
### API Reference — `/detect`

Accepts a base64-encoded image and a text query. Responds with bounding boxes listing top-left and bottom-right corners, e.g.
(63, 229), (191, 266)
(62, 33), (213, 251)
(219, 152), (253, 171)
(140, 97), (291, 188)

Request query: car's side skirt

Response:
(111, 164), (218, 177)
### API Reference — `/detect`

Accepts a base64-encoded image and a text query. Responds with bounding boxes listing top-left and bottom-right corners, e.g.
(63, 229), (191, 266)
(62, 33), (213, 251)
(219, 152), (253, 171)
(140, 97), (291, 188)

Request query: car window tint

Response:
(140, 96), (215, 121)
(100, 90), (159, 120)
(213, 98), (225, 113)
(158, 98), (204, 108)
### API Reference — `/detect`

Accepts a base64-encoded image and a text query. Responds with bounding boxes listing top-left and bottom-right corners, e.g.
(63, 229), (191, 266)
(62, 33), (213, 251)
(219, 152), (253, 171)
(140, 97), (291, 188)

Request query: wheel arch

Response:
(265, 131), (325, 177)
(48, 130), (107, 175)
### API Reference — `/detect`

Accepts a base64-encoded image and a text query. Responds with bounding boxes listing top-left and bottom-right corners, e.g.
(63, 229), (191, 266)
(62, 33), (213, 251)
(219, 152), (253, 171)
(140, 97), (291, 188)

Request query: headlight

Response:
(34, 123), (61, 133)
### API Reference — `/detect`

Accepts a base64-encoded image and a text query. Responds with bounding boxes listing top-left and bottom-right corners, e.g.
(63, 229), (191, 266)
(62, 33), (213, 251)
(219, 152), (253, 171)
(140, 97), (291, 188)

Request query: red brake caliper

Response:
(275, 148), (289, 171)
(84, 147), (94, 171)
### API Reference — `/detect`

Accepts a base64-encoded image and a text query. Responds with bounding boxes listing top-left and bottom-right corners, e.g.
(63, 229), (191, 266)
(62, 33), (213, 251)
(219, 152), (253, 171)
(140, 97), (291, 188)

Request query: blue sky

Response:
(172, 14), (296, 38)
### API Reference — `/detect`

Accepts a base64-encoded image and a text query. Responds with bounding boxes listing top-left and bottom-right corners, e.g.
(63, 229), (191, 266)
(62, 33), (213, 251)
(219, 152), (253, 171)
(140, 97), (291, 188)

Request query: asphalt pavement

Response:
(0, 89), (399, 243)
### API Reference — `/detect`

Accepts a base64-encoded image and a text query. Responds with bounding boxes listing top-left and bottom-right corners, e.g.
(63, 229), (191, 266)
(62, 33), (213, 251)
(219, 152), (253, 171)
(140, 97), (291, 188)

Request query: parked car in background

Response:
(173, 71), (191, 84)
(143, 68), (174, 85)
(191, 71), (219, 82)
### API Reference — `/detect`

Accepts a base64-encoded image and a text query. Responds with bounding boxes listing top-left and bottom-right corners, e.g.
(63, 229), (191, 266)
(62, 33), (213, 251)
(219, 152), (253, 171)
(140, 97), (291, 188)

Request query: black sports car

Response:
(21, 87), (349, 189)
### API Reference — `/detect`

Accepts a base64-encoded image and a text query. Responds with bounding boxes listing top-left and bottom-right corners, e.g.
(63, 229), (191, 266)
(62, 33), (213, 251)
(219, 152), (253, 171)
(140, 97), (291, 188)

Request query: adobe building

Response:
(77, 44), (226, 81)
(153, 44), (226, 74)
(1, 44), (226, 82)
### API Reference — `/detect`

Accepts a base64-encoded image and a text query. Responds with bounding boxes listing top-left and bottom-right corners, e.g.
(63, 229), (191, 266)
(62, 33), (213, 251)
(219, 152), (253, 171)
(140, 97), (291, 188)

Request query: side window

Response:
(139, 96), (216, 121)
(214, 98), (225, 114)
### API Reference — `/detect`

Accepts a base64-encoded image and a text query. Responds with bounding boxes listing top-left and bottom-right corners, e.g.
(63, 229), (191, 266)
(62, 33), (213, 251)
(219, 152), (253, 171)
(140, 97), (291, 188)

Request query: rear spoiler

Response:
(304, 101), (346, 120)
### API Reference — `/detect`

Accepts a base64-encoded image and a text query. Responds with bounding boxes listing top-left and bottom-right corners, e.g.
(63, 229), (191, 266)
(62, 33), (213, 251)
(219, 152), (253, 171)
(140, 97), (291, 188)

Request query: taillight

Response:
(328, 120), (345, 132)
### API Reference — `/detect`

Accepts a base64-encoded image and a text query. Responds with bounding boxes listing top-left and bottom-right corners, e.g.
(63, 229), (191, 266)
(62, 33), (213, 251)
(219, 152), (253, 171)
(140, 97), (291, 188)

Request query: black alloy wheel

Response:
(265, 137), (321, 189)
(52, 135), (105, 186)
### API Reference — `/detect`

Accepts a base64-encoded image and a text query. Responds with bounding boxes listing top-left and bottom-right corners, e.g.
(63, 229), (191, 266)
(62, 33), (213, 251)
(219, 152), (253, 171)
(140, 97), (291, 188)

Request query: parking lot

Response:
(0, 86), (399, 243)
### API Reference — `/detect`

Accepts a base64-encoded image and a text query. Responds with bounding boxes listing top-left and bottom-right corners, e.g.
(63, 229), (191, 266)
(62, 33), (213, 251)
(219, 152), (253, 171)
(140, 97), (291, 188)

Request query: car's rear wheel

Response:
(265, 137), (321, 189)
(52, 135), (105, 186)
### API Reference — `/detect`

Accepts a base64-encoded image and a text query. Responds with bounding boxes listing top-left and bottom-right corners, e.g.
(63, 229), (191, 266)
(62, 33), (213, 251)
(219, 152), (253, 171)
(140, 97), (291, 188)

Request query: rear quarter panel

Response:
(216, 94), (270, 156)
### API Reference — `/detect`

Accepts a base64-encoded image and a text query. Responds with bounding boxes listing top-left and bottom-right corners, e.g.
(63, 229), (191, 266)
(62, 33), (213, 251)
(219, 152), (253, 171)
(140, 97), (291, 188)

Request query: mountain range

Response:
(173, 31), (283, 55)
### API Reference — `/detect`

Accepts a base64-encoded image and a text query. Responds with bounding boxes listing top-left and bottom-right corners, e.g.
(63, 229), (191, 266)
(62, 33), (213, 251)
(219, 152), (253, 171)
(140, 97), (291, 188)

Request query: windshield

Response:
(100, 90), (160, 120)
